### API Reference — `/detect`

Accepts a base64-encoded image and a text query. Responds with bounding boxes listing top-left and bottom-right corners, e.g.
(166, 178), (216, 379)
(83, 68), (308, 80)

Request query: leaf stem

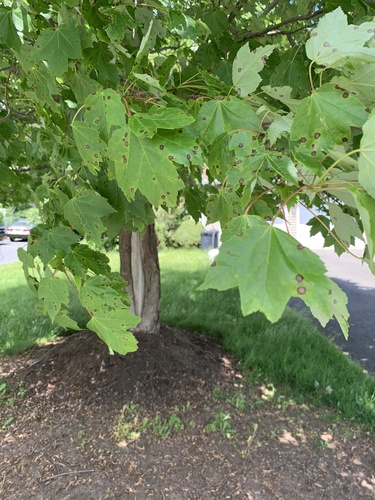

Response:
(272, 185), (306, 222)
(308, 61), (315, 93)
(315, 148), (361, 186)
(71, 104), (85, 125)
(244, 188), (273, 215)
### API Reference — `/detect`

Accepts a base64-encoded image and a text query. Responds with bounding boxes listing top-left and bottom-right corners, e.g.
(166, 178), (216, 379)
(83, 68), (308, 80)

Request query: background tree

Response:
(1, 0), (375, 354)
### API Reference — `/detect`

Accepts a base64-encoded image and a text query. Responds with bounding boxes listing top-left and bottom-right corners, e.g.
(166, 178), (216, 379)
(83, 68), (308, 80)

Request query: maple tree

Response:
(1, 1), (375, 355)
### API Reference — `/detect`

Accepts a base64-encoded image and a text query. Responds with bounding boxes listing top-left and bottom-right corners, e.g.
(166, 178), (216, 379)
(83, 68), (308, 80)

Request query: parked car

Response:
(6, 220), (33, 241)
(0, 225), (6, 241)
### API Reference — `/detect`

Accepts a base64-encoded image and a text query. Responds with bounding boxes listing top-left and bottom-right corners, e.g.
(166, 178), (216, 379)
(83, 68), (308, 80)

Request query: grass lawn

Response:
(0, 247), (374, 430)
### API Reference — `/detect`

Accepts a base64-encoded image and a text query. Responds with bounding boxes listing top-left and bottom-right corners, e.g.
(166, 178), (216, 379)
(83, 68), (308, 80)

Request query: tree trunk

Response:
(119, 224), (161, 334)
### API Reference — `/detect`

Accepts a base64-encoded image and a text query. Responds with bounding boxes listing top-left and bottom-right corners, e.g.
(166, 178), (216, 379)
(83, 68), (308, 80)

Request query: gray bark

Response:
(119, 224), (161, 334)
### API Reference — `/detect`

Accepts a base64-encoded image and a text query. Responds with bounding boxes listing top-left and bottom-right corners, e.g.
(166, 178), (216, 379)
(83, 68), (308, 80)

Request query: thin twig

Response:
(39, 469), (96, 483)
(262, 0), (280, 17)
(240, 8), (324, 40)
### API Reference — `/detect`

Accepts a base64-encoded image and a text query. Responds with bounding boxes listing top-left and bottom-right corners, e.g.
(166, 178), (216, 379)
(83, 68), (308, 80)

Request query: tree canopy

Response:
(1, 0), (375, 354)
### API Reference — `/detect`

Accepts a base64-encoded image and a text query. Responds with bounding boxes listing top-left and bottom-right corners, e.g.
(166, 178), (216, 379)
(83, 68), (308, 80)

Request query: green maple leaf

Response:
(228, 143), (298, 186)
(64, 190), (115, 244)
(38, 277), (70, 323)
(88, 310), (140, 355)
(84, 89), (126, 142)
(199, 216), (349, 337)
(86, 42), (119, 85)
(54, 309), (80, 331)
(351, 188), (375, 271)
(70, 71), (103, 104)
(24, 65), (60, 111)
(64, 245), (111, 277)
(232, 44), (275, 96)
(196, 98), (260, 145)
(267, 113), (293, 146)
(358, 111), (375, 198)
(152, 128), (202, 165)
(0, 8), (21, 50)
(71, 121), (106, 172)
(269, 58), (310, 96)
(17, 247), (37, 293)
(333, 64), (375, 107)
(130, 107), (195, 138)
(292, 147), (326, 177)
(32, 26), (82, 76)
(108, 126), (184, 207)
(328, 203), (364, 248)
(291, 84), (367, 150)
(38, 226), (81, 265)
(206, 190), (240, 226)
(105, 8), (137, 42)
(306, 7), (375, 68)
(261, 86), (300, 112)
(80, 274), (131, 313)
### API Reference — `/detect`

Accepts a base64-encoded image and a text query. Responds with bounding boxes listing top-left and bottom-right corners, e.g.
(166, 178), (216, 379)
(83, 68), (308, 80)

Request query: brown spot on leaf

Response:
(300, 137), (307, 143)
(297, 286), (306, 295)
(297, 244), (305, 250)
(314, 132), (321, 139)
(296, 275), (304, 282)
(343, 92), (349, 98)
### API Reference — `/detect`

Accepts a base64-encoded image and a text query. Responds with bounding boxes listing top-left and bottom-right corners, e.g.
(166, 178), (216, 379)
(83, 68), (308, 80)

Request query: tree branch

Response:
(228, 2), (242, 24)
(239, 8), (324, 41)
(261, 0), (280, 17)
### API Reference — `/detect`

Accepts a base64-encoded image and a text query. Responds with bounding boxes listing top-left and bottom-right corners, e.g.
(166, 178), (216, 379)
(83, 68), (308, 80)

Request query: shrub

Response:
(169, 219), (202, 248)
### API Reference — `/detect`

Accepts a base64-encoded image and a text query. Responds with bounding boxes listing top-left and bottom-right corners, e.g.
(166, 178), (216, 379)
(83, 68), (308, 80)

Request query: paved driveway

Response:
(0, 239), (27, 265)
(291, 249), (375, 375)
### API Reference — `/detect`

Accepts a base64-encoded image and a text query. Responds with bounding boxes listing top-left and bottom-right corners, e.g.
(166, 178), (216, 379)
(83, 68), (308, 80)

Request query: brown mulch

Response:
(0, 325), (374, 499)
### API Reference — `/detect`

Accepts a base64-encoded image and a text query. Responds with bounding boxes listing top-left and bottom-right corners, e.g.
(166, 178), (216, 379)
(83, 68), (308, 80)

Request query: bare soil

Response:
(0, 325), (374, 499)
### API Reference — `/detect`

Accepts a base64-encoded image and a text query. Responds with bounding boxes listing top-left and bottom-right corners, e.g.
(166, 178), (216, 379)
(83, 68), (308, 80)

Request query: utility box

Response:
(200, 229), (219, 249)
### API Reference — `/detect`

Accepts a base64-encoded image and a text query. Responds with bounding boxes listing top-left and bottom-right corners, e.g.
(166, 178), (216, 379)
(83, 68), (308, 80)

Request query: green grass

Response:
(1, 248), (374, 430)
(0, 261), (88, 356)
(159, 248), (375, 431)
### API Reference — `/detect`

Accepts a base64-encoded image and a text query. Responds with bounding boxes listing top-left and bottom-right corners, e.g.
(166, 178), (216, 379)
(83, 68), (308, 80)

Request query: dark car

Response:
(6, 220), (33, 241)
(0, 225), (6, 241)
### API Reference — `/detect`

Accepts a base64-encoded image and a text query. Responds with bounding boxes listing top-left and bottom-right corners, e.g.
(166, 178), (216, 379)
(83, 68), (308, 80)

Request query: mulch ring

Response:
(0, 325), (374, 499)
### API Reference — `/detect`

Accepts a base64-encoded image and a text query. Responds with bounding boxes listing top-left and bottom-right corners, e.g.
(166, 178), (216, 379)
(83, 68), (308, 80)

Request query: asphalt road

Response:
(0, 238), (26, 264)
(290, 248), (375, 375)
(1, 240), (374, 374)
